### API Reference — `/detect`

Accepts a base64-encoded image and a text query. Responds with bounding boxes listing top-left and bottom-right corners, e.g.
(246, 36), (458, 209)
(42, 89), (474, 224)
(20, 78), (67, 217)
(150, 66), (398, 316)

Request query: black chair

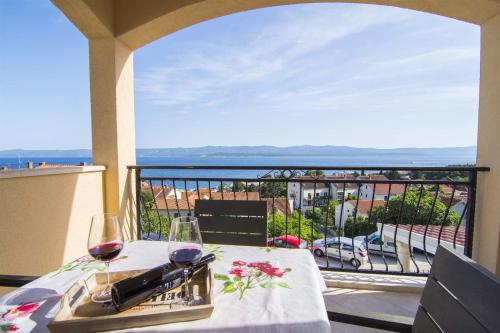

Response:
(194, 199), (267, 247)
(327, 244), (500, 332)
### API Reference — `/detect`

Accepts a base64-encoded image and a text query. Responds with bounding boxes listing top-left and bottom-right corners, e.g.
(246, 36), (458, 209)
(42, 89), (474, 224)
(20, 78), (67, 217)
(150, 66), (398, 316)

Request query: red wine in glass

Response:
(169, 247), (202, 268)
(168, 216), (204, 306)
(89, 241), (124, 261)
(88, 214), (124, 303)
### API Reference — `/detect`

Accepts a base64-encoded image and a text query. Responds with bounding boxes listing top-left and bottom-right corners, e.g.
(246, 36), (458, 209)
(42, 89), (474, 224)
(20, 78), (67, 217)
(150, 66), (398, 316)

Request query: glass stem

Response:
(105, 261), (111, 293)
(183, 268), (190, 300)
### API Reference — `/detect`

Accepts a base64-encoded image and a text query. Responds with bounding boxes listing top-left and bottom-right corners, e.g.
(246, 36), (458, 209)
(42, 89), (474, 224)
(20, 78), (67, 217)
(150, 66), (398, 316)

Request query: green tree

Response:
(267, 211), (319, 244)
(141, 190), (171, 238)
(305, 200), (336, 226)
(304, 170), (324, 177)
(259, 175), (287, 198)
(371, 188), (461, 226)
(344, 215), (377, 237)
(381, 170), (402, 180)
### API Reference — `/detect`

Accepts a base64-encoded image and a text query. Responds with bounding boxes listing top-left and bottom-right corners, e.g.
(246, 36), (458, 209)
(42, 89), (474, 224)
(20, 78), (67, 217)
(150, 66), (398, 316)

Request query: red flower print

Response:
(228, 268), (246, 278)
(262, 267), (285, 277)
(16, 303), (39, 313)
(215, 260), (291, 300)
(248, 262), (272, 269)
(7, 325), (18, 331)
(2, 302), (40, 321)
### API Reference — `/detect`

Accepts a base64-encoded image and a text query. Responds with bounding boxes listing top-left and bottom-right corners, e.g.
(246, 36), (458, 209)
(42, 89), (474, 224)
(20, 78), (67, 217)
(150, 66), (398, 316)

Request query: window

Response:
(315, 193), (320, 197)
(174, 212), (180, 218)
(342, 244), (354, 251)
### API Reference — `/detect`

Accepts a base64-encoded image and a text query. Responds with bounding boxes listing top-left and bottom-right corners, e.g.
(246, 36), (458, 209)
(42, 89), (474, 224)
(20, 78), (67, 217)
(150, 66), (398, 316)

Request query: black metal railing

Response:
(128, 165), (489, 276)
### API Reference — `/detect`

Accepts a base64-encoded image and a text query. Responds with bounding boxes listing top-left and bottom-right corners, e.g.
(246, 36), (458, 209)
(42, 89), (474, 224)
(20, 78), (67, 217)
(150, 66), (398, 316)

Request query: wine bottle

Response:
(111, 253), (215, 311)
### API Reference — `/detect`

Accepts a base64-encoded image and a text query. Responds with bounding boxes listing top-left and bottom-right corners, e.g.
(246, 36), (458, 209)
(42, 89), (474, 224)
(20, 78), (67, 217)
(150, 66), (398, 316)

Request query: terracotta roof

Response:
(266, 198), (292, 217)
(357, 175), (388, 181)
(153, 191), (291, 217)
(440, 195), (467, 207)
(347, 199), (386, 215)
(387, 224), (465, 247)
(142, 185), (175, 199)
(325, 174), (356, 180)
(367, 183), (405, 195)
(440, 185), (454, 194)
(154, 196), (193, 211)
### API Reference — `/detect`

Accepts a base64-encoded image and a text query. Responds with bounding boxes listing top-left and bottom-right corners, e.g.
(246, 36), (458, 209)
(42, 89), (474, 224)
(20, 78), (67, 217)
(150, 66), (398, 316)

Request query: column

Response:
(476, 13), (500, 274)
(89, 38), (137, 239)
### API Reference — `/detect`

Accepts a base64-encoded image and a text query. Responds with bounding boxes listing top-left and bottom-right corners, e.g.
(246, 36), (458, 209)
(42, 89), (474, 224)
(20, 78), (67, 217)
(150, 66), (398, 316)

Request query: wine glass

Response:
(88, 213), (124, 303)
(168, 216), (203, 306)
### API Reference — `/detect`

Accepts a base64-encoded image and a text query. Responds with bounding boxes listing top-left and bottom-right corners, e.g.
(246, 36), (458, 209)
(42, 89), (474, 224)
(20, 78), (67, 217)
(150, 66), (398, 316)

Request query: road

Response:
(313, 251), (433, 273)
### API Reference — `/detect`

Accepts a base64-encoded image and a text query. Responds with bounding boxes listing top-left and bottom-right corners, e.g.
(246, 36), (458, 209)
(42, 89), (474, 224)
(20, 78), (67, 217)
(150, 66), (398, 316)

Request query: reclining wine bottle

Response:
(111, 253), (215, 311)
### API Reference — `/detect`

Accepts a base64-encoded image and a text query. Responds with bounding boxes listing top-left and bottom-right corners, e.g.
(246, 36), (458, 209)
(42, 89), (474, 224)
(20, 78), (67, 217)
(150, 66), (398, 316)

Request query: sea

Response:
(0, 152), (476, 180)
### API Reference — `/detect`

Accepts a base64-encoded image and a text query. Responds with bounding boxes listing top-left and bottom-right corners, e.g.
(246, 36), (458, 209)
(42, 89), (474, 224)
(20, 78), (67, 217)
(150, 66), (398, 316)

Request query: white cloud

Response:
(136, 5), (410, 108)
(134, 4), (479, 148)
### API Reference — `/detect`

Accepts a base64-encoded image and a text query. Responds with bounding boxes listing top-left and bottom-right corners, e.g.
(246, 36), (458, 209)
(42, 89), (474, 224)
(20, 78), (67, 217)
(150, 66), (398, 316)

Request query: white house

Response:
(335, 199), (386, 227)
(356, 175), (405, 201)
(288, 174), (357, 212)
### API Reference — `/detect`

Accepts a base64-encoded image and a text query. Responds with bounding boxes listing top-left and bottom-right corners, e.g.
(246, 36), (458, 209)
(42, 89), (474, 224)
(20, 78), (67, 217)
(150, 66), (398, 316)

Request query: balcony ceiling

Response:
(52, 0), (500, 50)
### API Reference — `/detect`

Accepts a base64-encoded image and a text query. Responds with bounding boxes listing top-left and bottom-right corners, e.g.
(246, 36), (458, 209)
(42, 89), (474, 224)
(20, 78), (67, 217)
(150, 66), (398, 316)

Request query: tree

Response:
(267, 211), (319, 244)
(344, 215), (378, 237)
(258, 174), (287, 198)
(304, 170), (324, 177)
(141, 190), (171, 238)
(305, 200), (336, 227)
(370, 188), (461, 226)
(382, 170), (401, 180)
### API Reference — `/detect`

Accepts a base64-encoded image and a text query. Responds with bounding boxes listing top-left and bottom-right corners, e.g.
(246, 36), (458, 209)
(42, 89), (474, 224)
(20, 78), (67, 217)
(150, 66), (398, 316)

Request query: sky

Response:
(0, 1), (480, 150)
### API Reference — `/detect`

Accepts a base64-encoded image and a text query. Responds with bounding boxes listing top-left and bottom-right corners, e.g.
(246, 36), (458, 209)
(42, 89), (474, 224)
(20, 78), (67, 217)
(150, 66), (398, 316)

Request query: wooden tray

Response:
(48, 266), (214, 333)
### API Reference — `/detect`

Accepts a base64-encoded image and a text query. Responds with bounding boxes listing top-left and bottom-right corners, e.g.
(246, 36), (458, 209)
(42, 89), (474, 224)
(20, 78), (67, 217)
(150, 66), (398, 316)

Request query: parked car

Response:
(354, 232), (396, 256)
(312, 237), (368, 267)
(267, 235), (308, 249)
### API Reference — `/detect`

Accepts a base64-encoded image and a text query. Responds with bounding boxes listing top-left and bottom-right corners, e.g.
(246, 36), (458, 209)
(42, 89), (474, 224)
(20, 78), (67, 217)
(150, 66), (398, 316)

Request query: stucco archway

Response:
(52, 0), (500, 274)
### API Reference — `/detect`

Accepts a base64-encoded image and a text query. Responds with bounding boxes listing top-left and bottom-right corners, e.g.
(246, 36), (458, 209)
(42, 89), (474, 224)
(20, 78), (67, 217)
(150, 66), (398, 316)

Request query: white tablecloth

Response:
(0, 241), (330, 333)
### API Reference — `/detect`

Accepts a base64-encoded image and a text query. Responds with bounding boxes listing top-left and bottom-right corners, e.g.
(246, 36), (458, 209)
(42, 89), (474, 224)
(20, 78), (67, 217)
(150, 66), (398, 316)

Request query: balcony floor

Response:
(324, 288), (421, 332)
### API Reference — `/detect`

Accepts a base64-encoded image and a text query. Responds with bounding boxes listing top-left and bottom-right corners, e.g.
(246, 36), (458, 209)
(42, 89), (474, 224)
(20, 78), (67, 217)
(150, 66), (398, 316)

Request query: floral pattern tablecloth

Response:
(0, 241), (330, 333)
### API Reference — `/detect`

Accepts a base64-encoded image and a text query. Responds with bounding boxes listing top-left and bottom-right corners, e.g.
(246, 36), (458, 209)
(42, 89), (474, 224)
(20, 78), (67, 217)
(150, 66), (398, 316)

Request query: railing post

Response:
(135, 168), (142, 240)
(465, 170), (477, 258)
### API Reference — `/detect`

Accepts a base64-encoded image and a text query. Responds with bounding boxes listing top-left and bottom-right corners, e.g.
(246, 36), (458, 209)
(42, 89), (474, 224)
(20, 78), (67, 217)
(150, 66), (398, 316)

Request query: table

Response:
(0, 241), (330, 333)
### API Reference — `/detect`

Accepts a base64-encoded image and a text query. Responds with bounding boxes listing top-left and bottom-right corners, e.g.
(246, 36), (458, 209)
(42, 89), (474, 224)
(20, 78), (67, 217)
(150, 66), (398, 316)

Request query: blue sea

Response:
(0, 153), (476, 180)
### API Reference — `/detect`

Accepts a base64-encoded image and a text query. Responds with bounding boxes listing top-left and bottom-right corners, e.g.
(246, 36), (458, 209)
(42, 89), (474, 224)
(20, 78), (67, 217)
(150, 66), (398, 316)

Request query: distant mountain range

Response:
(0, 146), (477, 158)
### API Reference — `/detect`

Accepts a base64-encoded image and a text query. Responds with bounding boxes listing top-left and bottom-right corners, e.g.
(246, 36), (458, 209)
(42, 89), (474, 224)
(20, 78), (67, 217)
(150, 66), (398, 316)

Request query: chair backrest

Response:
(413, 245), (500, 333)
(194, 199), (268, 246)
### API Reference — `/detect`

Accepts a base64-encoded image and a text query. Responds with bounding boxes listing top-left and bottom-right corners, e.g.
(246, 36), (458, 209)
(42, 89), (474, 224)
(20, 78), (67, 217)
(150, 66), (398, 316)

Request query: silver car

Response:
(313, 237), (368, 267)
(354, 232), (396, 256)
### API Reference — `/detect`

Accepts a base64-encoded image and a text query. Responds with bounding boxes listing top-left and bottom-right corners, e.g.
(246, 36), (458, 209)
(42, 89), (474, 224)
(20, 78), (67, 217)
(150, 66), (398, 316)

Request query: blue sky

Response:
(0, 1), (480, 149)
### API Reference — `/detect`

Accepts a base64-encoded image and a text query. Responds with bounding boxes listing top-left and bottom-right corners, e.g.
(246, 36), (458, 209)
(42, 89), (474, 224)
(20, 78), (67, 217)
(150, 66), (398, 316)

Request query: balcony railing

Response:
(128, 165), (489, 276)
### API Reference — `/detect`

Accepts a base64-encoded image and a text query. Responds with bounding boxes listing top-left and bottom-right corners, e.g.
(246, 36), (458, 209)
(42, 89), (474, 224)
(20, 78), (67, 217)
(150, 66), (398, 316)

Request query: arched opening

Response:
(51, 0), (500, 274)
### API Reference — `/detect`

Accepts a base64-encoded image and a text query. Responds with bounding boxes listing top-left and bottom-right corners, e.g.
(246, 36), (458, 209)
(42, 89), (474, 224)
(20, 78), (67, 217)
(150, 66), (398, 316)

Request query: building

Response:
(335, 199), (386, 227)
(356, 175), (406, 201)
